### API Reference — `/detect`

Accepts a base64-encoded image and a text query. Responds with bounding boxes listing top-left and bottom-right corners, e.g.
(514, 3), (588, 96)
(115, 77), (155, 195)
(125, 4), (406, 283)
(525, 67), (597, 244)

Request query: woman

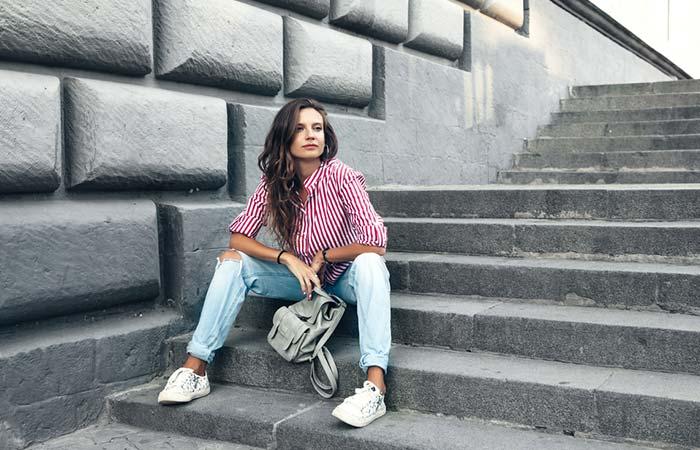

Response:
(157, 98), (391, 428)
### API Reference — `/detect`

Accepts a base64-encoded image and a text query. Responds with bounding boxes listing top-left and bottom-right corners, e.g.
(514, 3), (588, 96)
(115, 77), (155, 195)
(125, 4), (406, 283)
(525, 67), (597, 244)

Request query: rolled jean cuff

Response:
(186, 339), (215, 364)
(359, 354), (389, 373)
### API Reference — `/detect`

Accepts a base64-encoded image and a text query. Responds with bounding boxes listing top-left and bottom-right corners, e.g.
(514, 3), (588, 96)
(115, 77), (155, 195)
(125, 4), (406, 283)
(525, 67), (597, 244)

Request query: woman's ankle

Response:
(183, 355), (207, 376)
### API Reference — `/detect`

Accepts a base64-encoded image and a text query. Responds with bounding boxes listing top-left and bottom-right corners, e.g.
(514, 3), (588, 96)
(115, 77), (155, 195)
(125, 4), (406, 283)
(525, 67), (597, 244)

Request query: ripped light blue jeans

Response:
(187, 251), (391, 373)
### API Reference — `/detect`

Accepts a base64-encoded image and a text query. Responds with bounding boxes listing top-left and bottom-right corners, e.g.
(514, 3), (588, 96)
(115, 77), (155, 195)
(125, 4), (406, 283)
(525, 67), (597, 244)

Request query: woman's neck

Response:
(296, 158), (322, 183)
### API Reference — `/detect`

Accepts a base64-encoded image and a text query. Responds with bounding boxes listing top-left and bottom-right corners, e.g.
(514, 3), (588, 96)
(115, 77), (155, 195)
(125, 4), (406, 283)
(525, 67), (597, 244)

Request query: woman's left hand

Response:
(311, 250), (326, 285)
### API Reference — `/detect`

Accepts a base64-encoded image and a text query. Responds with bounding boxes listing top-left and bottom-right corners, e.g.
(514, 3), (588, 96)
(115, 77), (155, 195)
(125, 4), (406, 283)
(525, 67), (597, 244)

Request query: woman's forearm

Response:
(228, 233), (284, 263)
(323, 243), (386, 264)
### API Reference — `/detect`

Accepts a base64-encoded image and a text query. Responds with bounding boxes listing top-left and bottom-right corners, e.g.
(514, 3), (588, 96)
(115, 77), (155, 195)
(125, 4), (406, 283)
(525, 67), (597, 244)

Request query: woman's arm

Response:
(319, 243), (386, 264)
(229, 233), (321, 299)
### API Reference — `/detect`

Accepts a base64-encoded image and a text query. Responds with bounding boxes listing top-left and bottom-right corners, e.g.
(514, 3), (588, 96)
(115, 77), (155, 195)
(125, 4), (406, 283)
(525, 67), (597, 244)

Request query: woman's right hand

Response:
(280, 252), (321, 300)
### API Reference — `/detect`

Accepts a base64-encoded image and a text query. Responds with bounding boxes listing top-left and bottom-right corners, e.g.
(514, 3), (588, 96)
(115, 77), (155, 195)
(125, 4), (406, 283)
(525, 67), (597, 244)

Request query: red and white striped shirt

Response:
(228, 158), (388, 285)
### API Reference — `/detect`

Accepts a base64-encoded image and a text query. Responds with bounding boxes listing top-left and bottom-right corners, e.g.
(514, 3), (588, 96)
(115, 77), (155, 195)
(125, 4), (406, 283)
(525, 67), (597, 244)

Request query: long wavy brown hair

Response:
(258, 98), (338, 252)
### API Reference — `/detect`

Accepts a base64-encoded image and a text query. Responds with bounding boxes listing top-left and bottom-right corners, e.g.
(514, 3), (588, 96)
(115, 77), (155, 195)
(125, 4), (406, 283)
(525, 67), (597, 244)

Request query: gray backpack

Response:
(267, 287), (347, 398)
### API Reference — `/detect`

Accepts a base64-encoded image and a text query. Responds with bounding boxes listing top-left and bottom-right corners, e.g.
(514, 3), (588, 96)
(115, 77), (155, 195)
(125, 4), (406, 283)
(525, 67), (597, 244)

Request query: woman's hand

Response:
(310, 250), (326, 286)
(280, 252), (321, 300)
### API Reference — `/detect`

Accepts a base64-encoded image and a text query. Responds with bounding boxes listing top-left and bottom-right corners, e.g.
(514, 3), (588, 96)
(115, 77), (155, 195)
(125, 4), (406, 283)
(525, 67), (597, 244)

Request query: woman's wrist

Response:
(322, 248), (331, 264)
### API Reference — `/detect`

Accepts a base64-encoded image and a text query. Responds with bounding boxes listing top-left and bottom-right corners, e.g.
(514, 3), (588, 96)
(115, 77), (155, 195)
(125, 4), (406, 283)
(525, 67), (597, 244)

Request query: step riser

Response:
(528, 136), (700, 153)
(168, 337), (700, 447)
(369, 190), (700, 220)
(387, 260), (700, 311)
(386, 220), (700, 259)
(562, 94), (700, 112)
(234, 298), (700, 375)
(514, 150), (700, 170)
(499, 170), (700, 184)
(552, 107), (700, 124)
(540, 120), (700, 138)
(571, 80), (700, 98)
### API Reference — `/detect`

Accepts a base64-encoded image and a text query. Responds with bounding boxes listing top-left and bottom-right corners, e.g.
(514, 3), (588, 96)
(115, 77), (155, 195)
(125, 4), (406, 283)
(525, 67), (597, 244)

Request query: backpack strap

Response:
(309, 346), (338, 398)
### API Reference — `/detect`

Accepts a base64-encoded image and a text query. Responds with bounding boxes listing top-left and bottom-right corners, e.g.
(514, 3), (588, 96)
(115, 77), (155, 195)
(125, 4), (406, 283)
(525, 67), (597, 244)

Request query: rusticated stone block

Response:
(256, 0), (330, 18)
(284, 17), (372, 107)
(0, 70), (60, 194)
(481, 0), (524, 30)
(0, 201), (160, 325)
(159, 202), (245, 320)
(330, 0), (409, 43)
(0, 0), (152, 75)
(64, 78), (227, 191)
(405, 0), (464, 60)
(154, 0), (283, 95)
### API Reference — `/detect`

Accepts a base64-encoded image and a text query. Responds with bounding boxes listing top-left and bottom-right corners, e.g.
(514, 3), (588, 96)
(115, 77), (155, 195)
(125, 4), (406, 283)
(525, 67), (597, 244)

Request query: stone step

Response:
(514, 149), (700, 170)
(561, 93), (700, 112)
(234, 292), (700, 375)
(165, 328), (700, 447)
(527, 135), (700, 153)
(539, 118), (700, 138)
(571, 79), (700, 98)
(499, 169), (700, 185)
(0, 305), (185, 449)
(552, 105), (700, 124)
(382, 217), (700, 260)
(108, 381), (650, 450)
(368, 185), (700, 220)
(27, 423), (256, 450)
(385, 252), (700, 312)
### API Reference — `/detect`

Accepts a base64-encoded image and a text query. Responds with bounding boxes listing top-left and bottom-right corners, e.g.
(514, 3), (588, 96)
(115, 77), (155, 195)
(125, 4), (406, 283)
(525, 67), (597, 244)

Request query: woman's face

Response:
(290, 107), (325, 161)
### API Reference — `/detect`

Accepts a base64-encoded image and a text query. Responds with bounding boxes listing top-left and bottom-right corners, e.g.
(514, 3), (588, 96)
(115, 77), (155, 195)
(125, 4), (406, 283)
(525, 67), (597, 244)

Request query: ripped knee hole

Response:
(218, 250), (242, 261)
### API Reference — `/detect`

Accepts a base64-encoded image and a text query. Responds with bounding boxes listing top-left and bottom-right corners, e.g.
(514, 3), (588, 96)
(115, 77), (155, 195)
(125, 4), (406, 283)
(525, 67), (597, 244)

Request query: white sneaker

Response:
(331, 381), (386, 427)
(157, 367), (210, 404)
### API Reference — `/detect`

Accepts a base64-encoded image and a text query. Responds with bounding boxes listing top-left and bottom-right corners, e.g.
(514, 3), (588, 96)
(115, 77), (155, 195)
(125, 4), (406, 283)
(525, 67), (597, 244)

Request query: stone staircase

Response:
(34, 80), (700, 449)
(500, 79), (700, 184)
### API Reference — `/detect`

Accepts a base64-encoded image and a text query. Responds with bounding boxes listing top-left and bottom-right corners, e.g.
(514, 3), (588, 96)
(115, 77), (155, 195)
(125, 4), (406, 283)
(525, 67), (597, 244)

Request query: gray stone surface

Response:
(159, 202), (245, 320)
(0, 201), (160, 325)
(276, 401), (649, 450)
(0, 0), (152, 75)
(572, 79), (700, 97)
(385, 217), (700, 258)
(480, 0), (525, 30)
(528, 134), (700, 153)
(154, 0), (283, 95)
(330, 0), (409, 43)
(562, 93), (700, 112)
(28, 423), (256, 449)
(385, 252), (700, 310)
(404, 0), (464, 60)
(284, 17), (373, 107)
(475, 302), (700, 375)
(499, 169), (700, 184)
(168, 328), (666, 437)
(109, 382), (321, 448)
(256, 0), (330, 18)
(0, 308), (182, 450)
(64, 77), (227, 191)
(553, 106), (700, 124)
(595, 371), (700, 446)
(165, 327), (700, 445)
(514, 149), (700, 170)
(540, 119), (700, 138)
(0, 70), (60, 194)
(369, 185), (700, 220)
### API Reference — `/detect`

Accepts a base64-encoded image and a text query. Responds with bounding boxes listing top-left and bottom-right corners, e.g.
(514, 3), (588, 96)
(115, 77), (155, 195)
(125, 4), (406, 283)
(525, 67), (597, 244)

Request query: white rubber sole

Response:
(157, 385), (211, 405)
(331, 403), (386, 428)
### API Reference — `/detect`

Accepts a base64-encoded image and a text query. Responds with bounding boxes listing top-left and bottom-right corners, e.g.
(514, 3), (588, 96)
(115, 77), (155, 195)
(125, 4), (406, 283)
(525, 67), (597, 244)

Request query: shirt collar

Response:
(303, 158), (330, 195)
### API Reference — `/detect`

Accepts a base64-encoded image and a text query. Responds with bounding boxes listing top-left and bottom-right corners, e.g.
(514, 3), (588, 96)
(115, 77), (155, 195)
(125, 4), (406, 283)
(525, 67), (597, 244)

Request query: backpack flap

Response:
(267, 307), (310, 362)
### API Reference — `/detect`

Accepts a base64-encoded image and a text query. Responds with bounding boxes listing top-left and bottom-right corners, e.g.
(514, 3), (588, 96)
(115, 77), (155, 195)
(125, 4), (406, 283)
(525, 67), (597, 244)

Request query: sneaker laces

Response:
(345, 381), (383, 411)
(165, 367), (205, 393)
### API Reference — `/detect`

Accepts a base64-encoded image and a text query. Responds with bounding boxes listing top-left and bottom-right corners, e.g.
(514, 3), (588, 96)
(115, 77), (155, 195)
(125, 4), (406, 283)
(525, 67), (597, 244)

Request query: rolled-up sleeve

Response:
(339, 170), (388, 248)
(228, 178), (268, 238)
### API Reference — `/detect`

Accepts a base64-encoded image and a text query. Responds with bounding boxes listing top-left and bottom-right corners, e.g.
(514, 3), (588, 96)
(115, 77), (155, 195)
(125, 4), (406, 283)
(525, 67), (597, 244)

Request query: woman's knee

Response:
(353, 252), (385, 268)
(218, 249), (242, 261)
